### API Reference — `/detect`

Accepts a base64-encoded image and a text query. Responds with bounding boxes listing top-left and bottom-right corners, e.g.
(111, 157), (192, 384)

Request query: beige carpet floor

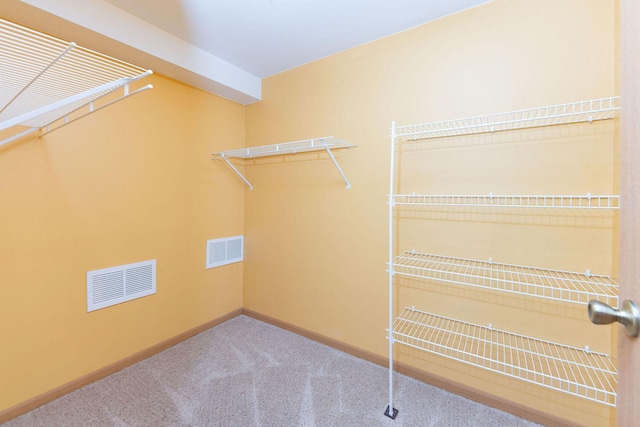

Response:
(3, 315), (540, 426)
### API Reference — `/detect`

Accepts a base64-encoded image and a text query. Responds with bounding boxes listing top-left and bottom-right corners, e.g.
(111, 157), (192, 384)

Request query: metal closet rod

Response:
(0, 70), (153, 133)
(41, 82), (154, 137)
(0, 71), (153, 148)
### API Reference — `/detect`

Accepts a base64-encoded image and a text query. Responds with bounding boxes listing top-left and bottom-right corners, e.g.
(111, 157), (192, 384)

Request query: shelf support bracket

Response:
(322, 142), (352, 189)
(220, 154), (253, 190)
(0, 42), (76, 116)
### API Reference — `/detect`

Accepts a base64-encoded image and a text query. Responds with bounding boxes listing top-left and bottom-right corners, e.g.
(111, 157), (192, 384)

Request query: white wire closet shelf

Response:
(392, 307), (617, 407)
(393, 251), (619, 306)
(0, 17), (153, 148)
(385, 96), (621, 418)
(392, 193), (620, 209)
(212, 136), (357, 189)
(394, 97), (620, 141)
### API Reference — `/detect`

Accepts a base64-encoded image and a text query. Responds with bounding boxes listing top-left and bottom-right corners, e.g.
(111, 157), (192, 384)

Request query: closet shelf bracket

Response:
(212, 137), (356, 189)
(219, 153), (254, 190)
(324, 143), (352, 189)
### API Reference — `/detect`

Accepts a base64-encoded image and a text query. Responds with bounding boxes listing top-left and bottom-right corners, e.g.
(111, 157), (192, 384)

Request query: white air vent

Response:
(206, 235), (244, 269)
(87, 260), (156, 312)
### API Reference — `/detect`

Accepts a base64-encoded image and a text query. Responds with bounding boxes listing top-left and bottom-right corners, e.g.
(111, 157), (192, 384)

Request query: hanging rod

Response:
(0, 71), (152, 133)
(41, 83), (154, 137)
(0, 127), (40, 148)
(212, 137), (357, 189)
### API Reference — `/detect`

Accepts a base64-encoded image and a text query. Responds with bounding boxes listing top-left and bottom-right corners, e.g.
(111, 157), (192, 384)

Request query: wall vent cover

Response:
(87, 260), (156, 312)
(206, 235), (244, 269)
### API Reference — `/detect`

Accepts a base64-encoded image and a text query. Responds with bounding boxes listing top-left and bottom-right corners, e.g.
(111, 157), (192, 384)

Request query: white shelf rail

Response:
(393, 251), (619, 306)
(212, 136), (356, 189)
(0, 18), (152, 147)
(392, 307), (617, 407)
(395, 97), (620, 141)
(393, 193), (620, 209)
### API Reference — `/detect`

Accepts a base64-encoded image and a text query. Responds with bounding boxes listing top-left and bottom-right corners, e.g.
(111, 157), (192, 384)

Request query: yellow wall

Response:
(0, 74), (245, 412)
(244, 1), (617, 425)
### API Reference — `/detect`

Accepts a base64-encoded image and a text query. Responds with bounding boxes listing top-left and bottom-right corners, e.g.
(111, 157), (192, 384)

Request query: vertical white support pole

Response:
(385, 121), (398, 419)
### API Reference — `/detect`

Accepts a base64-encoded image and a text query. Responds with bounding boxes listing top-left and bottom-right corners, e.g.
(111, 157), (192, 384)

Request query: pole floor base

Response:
(384, 405), (399, 419)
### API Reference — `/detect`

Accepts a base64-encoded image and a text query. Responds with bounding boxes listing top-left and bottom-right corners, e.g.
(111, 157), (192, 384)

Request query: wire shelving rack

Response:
(385, 97), (620, 418)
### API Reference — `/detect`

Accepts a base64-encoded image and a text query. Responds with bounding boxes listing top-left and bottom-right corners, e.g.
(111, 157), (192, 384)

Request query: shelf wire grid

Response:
(393, 251), (618, 306)
(392, 307), (617, 406)
(393, 194), (619, 209)
(394, 97), (620, 140)
(213, 136), (356, 159)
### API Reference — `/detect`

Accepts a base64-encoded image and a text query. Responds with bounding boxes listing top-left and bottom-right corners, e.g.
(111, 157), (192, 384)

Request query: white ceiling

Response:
(1, 0), (492, 104)
(101, 0), (491, 78)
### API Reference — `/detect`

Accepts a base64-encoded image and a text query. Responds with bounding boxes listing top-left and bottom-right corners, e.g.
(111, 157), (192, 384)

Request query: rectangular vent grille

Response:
(87, 260), (156, 312)
(206, 235), (244, 269)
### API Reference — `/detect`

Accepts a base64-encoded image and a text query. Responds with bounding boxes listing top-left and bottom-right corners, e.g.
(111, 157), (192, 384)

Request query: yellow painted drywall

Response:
(244, 1), (617, 425)
(0, 74), (245, 412)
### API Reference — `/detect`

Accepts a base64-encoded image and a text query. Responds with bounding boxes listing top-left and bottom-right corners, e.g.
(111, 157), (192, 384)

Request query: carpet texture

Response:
(3, 315), (540, 426)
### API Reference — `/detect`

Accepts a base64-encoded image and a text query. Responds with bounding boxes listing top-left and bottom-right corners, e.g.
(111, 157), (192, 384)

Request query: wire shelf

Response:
(0, 17), (152, 146)
(394, 97), (620, 140)
(393, 251), (619, 306)
(212, 136), (356, 159)
(392, 307), (617, 406)
(393, 193), (619, 209)
(0, 19), (153, 146)
(212, 136), (356, 189)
